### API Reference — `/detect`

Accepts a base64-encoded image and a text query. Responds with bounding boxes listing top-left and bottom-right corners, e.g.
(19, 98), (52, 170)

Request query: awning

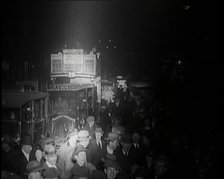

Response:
(1, 91), (49, 108)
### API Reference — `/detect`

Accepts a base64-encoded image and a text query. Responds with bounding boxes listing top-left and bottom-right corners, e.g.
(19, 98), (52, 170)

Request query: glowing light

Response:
(185, 5), (191, 10)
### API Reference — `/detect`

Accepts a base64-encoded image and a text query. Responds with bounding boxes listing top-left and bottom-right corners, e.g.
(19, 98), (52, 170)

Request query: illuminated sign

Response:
(83, 54), (96, 75)
(51, 49), (96, 77)
(63, 52), (84, 73)
(51, 53), (63, 73)
(48, 83), (94, 91)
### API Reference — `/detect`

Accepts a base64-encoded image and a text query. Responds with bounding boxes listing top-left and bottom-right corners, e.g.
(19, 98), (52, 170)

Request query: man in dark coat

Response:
(88, 127), (106, 169)
(129, 130), (146, 167)
(1, 135), (17, 173)
(114, 133), (132, 178)
(92, 132), (119, 171)
(11, 135), (36, 179)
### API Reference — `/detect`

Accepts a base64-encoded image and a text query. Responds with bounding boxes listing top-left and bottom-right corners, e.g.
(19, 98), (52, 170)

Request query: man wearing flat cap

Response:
(70, 144), (89, 179)
(114, 133), (132, 178)
(26, 160), (43, 179)
(11, 135), (36, 179)
(83, 116), (99, 139)
(103, 155), (120, 179)
(129, 130), (146, 167)
(41, 144), (60, 179)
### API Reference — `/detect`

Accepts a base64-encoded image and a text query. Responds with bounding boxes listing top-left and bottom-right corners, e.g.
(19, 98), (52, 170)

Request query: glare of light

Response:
(185, 5), (191, 10)
(178, 60), (182, 65)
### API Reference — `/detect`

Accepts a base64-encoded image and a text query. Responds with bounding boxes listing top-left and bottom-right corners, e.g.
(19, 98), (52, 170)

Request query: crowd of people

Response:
(1, 86), (218, 179)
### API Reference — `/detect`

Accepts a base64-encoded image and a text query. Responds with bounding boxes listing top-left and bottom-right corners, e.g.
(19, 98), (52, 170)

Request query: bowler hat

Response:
(26, 160), (43, 174)
(72, 144), (87, 157)
(21, 135), (32, 146)
(77, 130), (91, 141)
(104, 159), (120, 170)
(86, 116), (95, 123)
(105, 132), (118, 141)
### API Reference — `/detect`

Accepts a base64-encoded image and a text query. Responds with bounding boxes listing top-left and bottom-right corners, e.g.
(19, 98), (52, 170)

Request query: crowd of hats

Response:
(17, 119), (125, 177)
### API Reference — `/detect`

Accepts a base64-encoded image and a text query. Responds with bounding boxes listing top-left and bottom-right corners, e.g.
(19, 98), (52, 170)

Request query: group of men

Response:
(2, 113), (158, 179)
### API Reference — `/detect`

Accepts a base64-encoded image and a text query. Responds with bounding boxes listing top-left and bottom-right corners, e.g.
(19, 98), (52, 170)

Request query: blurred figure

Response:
(104, 132), (119, 155)
(112, 125), (125, 142)
(110, 98), (123, 120)
(129, 130), (146, 167)
(114, 133), (132, 178)
(57, 129), (78, 179)
(1, 135), (16, 173)
(83, 116), (99, 139)
(154, 155), (171, 179)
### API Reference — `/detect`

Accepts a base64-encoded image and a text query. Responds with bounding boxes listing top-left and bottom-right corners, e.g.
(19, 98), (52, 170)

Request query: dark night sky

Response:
(1, 0), (219, 79)
(1, 0), (220, 142)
